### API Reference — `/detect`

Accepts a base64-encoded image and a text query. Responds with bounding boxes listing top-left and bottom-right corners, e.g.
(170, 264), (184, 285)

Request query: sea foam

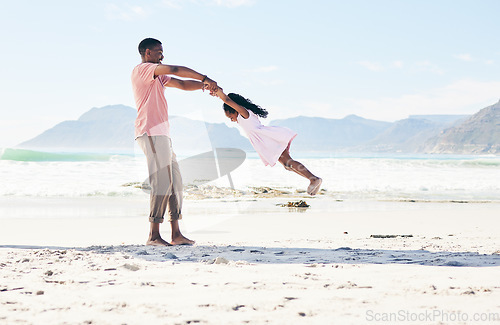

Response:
(1, 150), (499, 202)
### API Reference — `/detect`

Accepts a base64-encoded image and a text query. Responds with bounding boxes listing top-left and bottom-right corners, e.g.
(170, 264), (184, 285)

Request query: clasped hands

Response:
(202, 77), (220, 96)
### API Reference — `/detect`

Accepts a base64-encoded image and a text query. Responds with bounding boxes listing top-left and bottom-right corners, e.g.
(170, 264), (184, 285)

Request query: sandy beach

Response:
(3, 0), (500, 323)
(1, 195), (499, 324)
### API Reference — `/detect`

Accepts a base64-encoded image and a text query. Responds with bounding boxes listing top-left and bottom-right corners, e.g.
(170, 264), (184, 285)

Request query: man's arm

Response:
(165, 77), (205, 91)
(155, 64), (217, 93)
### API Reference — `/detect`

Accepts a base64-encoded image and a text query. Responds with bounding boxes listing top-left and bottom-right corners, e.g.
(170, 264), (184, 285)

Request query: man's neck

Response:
(141, 57), (158, 64)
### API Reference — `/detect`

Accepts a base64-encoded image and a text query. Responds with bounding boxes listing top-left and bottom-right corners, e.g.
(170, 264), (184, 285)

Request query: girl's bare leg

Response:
(278, 149), (316, 180)
(278, 149), (322, 195)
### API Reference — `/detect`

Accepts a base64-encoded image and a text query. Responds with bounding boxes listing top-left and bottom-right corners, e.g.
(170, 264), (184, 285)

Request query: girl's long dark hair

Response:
(223, 93), (269, 118)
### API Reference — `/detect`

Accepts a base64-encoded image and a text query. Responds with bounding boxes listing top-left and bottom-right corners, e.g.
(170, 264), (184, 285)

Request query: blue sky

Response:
(1, 0), (499, 148)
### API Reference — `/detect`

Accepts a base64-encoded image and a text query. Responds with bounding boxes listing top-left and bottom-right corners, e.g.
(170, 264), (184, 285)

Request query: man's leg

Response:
(148, 222), (171, 246)
(137, 135), (171, 246)
(167, 151), (194, 245)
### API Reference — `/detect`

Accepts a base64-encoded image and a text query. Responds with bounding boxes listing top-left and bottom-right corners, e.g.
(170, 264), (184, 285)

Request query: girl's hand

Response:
(215, 87), (225, 98)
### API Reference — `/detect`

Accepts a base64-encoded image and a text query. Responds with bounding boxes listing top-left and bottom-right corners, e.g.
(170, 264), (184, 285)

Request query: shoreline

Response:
(1, 196), (499, 249)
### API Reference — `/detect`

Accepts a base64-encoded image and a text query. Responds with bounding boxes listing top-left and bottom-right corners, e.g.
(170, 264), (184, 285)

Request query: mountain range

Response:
(17, 100), (500, 155)
(421, 100), (500, 154)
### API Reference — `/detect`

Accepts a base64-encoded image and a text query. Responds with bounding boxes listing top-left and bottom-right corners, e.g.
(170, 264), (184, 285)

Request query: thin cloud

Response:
(393, 61), (404, 68)
(161, 0), (183, 9)
(302, 101), (333, 116)
(414, 61), (444, 75)
(358, 61), (384, 72)
(264, 104), (294, 121)
(105, 3), (148, 21)
(346, 79), (500, 121)
(212, 0), (256, 7)
(162, 0), (256, 9)
(454, 54), (496, 65)
(259, 79), (284, 86)
(243, 66), (281, 85)
(358, 59), (444, 74)
(454, 53), (474, 62)
(249, 65), (278, 73)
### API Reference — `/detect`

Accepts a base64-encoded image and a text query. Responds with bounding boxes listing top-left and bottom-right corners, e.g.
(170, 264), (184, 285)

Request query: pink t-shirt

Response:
(131, 63), (172, 138)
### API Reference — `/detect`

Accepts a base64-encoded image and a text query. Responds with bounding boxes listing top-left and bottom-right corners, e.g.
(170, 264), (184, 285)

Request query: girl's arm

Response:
(215, 88), (250, 119)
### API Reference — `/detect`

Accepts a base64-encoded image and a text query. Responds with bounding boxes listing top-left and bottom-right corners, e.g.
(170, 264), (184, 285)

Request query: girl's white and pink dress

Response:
(237, 110), (297, 166)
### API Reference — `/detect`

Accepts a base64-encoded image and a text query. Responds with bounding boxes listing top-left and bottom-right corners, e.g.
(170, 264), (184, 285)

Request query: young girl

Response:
(215, 88), (322, 195)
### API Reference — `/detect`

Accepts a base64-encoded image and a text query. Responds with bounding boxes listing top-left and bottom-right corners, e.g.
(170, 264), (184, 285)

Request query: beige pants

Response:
(136, 134), (183, 223)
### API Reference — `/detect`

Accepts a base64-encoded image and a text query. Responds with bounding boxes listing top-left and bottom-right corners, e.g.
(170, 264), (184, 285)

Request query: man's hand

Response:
(203, 77), (218, 96)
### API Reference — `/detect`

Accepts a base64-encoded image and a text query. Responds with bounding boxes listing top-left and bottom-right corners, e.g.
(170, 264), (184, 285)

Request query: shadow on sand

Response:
(1, 244), (498, 267)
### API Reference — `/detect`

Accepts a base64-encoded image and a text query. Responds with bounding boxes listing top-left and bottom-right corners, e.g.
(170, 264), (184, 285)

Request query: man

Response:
(131, 38), (217, 246)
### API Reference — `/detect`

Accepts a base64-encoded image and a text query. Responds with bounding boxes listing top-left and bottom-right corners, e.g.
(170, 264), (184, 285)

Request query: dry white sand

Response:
(1, 196), (499, 324)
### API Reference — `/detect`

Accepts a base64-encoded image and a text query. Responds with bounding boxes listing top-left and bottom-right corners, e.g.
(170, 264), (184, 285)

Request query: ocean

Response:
(1, 148), (499, 202)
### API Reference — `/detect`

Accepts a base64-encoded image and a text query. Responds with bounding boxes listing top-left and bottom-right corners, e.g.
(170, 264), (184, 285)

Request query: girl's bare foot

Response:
(307, 177), (322, 196)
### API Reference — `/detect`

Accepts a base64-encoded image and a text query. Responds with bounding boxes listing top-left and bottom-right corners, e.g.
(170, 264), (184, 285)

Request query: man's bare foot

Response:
(307, 177), (322, 196)
(170, 235), (195, 246)
(146, 236), (172, 246)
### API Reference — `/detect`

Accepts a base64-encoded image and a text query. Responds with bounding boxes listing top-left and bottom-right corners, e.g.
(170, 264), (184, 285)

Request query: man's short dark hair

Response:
(138, 38), (162, 56)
